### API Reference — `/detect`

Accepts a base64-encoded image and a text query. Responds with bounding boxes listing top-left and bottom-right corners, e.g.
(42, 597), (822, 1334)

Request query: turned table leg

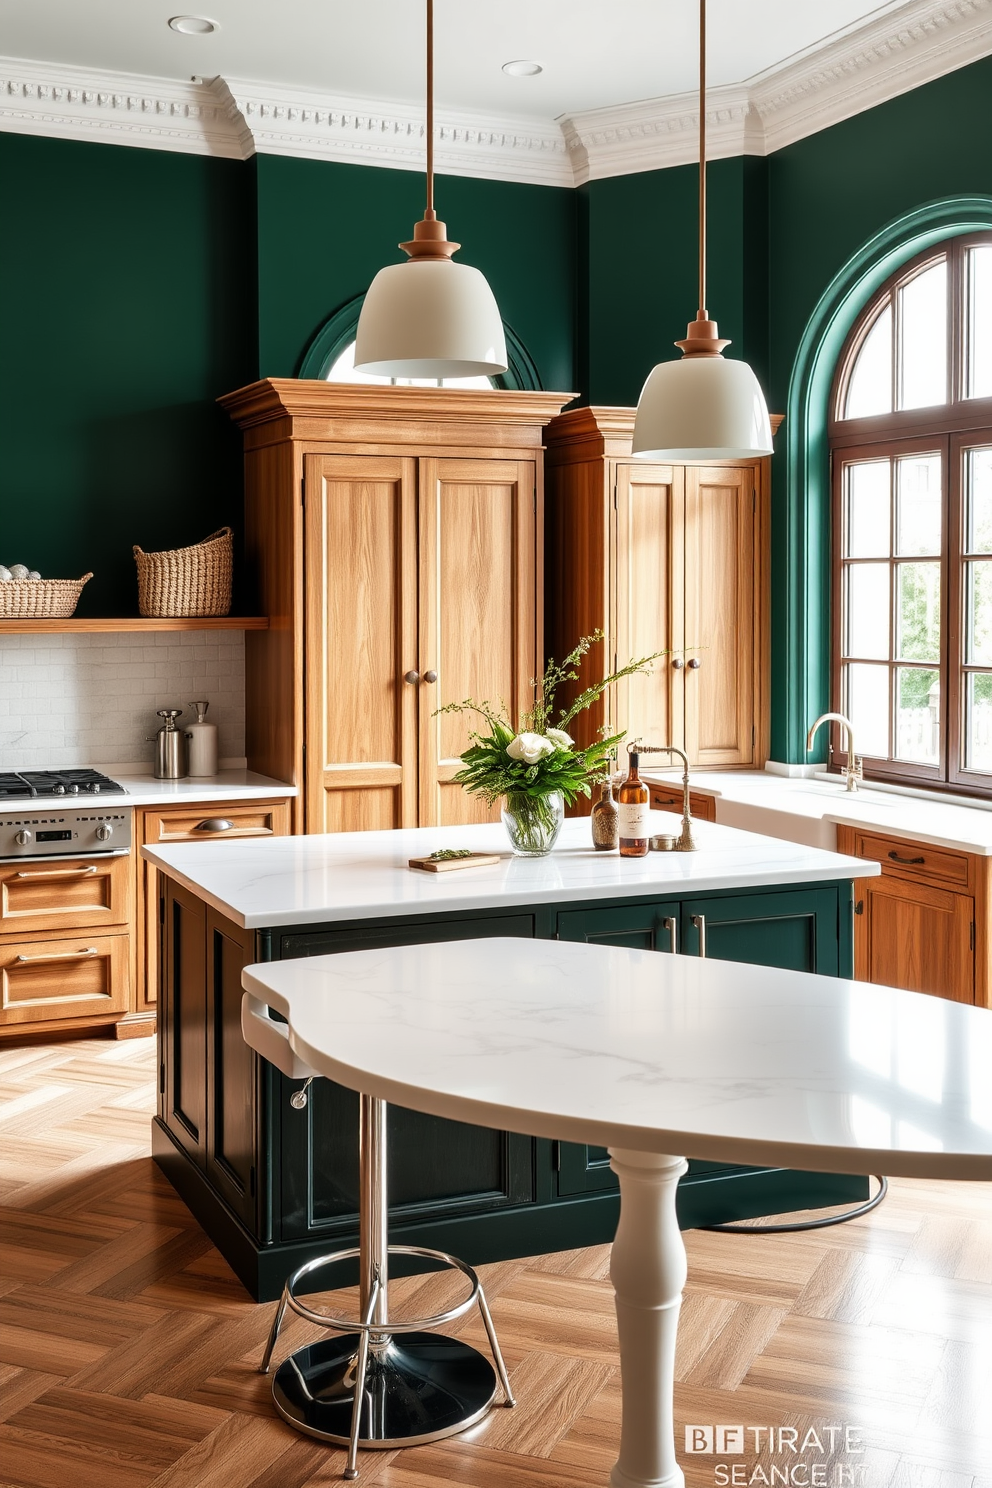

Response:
(608, 1150), (689, 1488)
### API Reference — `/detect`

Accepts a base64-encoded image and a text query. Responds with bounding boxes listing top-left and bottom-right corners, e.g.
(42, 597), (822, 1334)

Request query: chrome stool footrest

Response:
(259, 1095), (514, 1480)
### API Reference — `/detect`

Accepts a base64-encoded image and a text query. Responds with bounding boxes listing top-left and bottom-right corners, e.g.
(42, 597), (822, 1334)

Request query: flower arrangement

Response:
(435, 631), (666, 854)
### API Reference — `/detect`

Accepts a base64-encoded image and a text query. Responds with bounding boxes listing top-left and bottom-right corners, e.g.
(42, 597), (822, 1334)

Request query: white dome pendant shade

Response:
(355, 215), (507, 378)
(354, 0), (507, 380)
(632, 0), (772, 462)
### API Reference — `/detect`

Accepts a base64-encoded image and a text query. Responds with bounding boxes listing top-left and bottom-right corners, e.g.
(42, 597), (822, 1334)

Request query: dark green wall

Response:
(581, 155), (766, 407)
(0, 134), (256, 616)
(253, 154), (576, 390)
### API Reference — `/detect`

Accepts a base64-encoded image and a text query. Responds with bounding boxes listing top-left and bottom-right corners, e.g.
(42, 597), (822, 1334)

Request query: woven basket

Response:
(0, 573), (93, 619)
(133, 528), (233, 618)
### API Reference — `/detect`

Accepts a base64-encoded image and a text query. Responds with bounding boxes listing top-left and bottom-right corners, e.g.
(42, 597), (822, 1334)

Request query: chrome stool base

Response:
(272, 1332), (498, 1449)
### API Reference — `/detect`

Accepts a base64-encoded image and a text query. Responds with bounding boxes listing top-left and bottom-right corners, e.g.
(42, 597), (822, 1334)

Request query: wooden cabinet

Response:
(837, 825), (987, 1005)
(220, 382), (573, 834)
(137, 796), (291, 1024)
(648, 783), (717, 822)
(545, 407), (772, 775)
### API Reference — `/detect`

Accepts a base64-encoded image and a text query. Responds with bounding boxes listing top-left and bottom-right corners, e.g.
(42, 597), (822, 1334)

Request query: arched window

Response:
(830, 233), (992, 792)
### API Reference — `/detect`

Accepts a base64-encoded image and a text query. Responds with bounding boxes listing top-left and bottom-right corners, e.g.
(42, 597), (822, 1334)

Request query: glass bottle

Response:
(618, 750), (650, 857)
(590, 777), (619, 851)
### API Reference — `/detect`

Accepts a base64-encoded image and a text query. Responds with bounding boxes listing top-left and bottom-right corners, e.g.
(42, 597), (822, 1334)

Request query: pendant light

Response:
(354, 0), (507, 378)
(632, 0), (772, 460)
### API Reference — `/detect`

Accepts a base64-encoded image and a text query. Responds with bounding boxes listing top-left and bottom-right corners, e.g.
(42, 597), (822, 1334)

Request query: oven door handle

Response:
(11, 865), (99, 880)
(14, 947), (99, 963)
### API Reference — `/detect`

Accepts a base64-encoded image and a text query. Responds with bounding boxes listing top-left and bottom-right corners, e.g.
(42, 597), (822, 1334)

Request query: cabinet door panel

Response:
(205, 910), (258, 1226)
(861, 876), (974, 1003)
(614, 464), (682, 749)
(163, 883), (207, 1165)
(683, 465), (755, 767)
(681, 888), (840, 975)
(305, 455), (418, 833)
(419, 458), (538, 828)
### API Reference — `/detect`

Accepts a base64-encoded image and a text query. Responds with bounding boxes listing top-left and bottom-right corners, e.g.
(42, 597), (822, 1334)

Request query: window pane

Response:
(966, 561), (992, 665)
(898, 260), (947, 410)
(846, 564), (889, 658)
(845, 305), (892, 419)
(896, 562), (940, 662)
(846, 460), (890, 557)
(965, 673), (992, 772)
(846, 663), (890, 757)
(895, 669), (939, 765)
(966, 246), (992, 400)
(896, 454), (941, 555)
(966, 448), (992, 553)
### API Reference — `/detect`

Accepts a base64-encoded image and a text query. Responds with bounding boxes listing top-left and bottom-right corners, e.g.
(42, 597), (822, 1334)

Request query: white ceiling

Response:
(0, 0), (918, 119)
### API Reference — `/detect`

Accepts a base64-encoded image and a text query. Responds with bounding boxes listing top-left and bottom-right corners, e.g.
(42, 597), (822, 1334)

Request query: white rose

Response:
(506, 732), (556, 764)
(545, 728), (574, 750)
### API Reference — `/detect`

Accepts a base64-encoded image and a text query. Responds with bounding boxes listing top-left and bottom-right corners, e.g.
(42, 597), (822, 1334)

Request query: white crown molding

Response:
(0, 55), (245, 158)
(563, 0), (992, 181)
(1, 1), (991, 184)
(217, 77), (571, 187)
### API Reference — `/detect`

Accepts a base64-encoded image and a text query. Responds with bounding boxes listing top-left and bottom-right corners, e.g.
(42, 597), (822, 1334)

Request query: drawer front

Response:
(0, 932), (129, 1025)
(0, 854), (132, 935)
(143, 798), (292, 844)
(852, 830), (971, 888)
(649, 785), (717, 823)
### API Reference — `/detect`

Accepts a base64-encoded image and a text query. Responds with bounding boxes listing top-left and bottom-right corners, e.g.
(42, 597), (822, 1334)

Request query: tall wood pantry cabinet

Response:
(544, 406), (777, 772)
(221, 381), (573, 833)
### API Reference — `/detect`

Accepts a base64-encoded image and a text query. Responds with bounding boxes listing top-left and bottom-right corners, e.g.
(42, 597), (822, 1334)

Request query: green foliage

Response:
(435, 630), (667, 807)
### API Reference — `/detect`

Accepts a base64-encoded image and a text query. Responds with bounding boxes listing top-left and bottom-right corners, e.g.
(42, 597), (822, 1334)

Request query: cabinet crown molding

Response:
(3, 2), (991, 184)
(219, 379), (577, 433)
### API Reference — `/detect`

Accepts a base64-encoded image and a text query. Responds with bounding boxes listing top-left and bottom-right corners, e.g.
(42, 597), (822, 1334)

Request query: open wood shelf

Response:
(0, 616), (269, 634)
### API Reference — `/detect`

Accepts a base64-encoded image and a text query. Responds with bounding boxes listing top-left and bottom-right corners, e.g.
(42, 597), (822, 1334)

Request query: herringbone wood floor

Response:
(1, 1037), (991, 1488)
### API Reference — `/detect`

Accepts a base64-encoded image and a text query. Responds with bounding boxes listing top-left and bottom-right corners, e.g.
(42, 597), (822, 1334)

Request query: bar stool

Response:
(243, 996), (515, 1481)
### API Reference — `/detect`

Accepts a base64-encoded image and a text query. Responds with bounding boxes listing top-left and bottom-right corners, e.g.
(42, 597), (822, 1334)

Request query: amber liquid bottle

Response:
(618, 751), (650, 857)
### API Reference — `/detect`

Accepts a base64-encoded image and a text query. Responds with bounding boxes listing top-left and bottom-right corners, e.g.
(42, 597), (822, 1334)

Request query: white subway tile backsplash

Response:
(0, 632), (245, 770)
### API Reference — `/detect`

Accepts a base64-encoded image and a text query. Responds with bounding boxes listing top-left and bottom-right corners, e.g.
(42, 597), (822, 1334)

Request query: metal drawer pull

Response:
(662, 916), (677, 954)
(14, 947), (99, 964)
(194, 818), (235, 833)
(691, 913), (707, 957)
(888, 851), (925, 865)
(12, 866), (98, 880)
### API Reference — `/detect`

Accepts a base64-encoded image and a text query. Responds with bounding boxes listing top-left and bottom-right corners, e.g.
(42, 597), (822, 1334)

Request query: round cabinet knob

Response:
(404, 670), (420, 685)
(14, 829), (31, 846)
(95, 823), (113, 842)
(687, 657), (701, 670)
(671, 658), (685, 670)
(423, 670), (438, 684)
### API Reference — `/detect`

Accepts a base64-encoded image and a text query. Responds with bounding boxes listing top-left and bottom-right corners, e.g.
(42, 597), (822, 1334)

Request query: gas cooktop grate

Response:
(0, 769), (125, 799)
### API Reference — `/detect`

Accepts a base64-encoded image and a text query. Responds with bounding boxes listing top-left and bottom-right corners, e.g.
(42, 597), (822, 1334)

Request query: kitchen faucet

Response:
(806, 713), (863, 792)
(631, 742), (696, 851)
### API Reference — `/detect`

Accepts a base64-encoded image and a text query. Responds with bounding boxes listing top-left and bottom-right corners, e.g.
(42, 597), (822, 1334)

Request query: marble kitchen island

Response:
(145, 815), (880, 1300)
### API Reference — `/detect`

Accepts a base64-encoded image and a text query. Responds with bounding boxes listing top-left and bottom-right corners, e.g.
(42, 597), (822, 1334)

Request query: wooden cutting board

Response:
(408, 853), (502, 873)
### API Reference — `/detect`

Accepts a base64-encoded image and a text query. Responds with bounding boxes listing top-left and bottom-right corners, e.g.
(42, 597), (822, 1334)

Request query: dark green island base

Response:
(154, 874), (866, 1302)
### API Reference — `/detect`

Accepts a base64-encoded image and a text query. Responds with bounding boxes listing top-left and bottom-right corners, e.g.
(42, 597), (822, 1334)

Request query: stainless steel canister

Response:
(150, 708), (188, 779)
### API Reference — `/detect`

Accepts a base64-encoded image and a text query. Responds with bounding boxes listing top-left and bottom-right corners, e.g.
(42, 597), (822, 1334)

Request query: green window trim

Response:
(778, 194), (992, 763)
(297, 290), (544, 391)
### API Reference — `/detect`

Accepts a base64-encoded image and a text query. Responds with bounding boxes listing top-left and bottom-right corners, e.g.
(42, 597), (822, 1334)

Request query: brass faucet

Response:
(630, 742), (697, 851)
(806, 712), (863, 792)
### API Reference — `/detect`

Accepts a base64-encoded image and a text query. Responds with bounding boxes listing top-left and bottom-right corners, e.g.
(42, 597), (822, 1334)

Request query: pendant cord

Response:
(426, 0), (435, 218)
(698, 0), (706, 318)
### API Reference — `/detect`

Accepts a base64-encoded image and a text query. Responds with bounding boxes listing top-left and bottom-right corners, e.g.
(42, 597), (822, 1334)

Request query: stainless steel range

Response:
(0, 770), (131, 860)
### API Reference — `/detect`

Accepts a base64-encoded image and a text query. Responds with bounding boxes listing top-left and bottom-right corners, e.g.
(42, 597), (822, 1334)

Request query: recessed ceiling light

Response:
(168, 15), (219, 35)
(501, 60), (543, 78)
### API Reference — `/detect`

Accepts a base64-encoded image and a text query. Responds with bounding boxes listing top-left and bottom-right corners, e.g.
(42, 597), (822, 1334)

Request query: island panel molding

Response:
(3, 1), (990, 182)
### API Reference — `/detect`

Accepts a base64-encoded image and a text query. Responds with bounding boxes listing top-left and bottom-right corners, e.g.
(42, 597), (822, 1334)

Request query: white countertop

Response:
(646, 768), (992, 855)
(242, 936), (992, 1179)
(144, 814), (875, 930)
(0, 768), (296, 816)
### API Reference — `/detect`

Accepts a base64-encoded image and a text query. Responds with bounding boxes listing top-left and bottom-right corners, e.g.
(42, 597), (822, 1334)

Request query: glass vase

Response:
(501, 791), (564, 857)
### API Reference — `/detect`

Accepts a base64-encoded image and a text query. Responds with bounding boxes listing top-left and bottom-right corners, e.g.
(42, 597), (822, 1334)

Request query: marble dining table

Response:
(241, 936), (992, 1488)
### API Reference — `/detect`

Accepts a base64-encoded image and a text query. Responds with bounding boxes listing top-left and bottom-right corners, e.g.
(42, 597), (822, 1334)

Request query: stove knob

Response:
(14, 829), (32, 846)
(95, 823), (113, 842)
(53, 785), (65, 795)
(91, 783), (102, 793)
(69, 784), (80, 794)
